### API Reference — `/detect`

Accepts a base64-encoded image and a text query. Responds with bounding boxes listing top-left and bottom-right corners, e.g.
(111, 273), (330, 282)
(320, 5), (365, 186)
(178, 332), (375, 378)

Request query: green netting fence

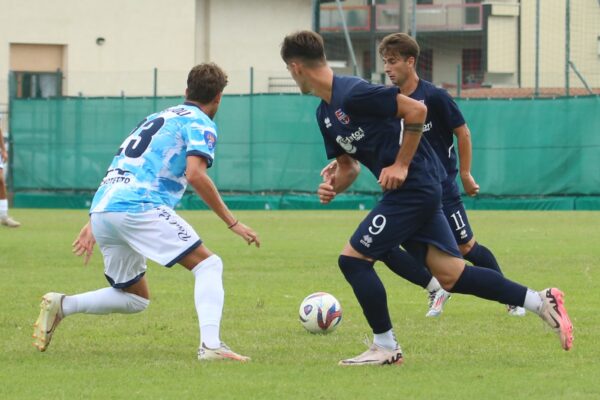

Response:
(8, 94), (600, 210)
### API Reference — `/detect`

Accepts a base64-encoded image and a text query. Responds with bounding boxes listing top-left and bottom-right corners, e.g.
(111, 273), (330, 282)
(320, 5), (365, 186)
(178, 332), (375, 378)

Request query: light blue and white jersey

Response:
(90, 102), (217, 213)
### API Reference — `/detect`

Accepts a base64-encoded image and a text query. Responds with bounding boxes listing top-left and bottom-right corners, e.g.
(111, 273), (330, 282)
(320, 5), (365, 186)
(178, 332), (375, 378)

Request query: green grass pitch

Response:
(1, 209), (599, 399)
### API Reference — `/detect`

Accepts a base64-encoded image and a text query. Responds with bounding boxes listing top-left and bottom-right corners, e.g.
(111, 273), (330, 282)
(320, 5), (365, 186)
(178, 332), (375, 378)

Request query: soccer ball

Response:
(298, 292), (342, 334)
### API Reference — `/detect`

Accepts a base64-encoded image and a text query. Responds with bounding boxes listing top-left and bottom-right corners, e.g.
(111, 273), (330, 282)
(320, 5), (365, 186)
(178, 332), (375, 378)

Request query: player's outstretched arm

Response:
(186, 155), (260, 247)
(454, 124), (479, 196)
(378, 94), (426, 191)
(72, 221), (96, 265)
(318, 155), (359, 204)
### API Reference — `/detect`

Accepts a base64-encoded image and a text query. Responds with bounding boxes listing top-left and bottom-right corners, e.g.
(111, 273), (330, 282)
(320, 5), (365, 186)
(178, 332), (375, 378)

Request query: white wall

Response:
(203, 0), (312, 94)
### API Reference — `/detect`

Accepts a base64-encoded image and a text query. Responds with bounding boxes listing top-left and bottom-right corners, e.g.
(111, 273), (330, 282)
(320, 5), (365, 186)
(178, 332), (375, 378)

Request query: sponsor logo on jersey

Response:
(335, 109), (350, 125)
(324, 117), (332, 128)
(335, 127), (365, 154)
(360, 234), (373, 248)
(100, 168), (132, 186)
(423, 121), (432, 133)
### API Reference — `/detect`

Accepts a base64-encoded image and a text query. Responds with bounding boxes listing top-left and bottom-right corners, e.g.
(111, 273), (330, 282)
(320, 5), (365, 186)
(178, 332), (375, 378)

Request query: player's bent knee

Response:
(458, 239), (475, 255)
(338, 255), (374, 279)
(123, 292), (150, 313)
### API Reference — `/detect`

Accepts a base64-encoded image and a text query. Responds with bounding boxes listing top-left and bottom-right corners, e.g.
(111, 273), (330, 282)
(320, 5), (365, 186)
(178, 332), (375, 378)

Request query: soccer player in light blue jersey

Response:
(33, 63), (260, 362)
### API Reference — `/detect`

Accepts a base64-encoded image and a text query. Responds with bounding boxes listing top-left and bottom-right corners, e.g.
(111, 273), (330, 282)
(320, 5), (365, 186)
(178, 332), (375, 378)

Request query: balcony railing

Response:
(320, 3), (482, 33)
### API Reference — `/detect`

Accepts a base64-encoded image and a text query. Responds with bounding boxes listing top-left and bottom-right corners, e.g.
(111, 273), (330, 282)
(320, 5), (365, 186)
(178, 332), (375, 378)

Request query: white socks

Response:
(62, 287), (149, 316)
(523, 289), (543, 314)
(0, 199), (7, 218)
(191, 254), (224, 349)
(373, 329), (398, 351)
(426, 277), (442, 292)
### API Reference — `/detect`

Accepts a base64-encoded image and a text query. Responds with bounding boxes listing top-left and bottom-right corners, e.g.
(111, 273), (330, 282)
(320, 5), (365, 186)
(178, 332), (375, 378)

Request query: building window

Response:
(12, 71), (62, 98)
(462, 48), (482, 87)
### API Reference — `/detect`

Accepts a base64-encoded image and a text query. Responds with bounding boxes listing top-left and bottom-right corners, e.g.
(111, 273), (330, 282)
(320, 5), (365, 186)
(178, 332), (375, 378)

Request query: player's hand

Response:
(72, 222), (96, 265)
(461, 173), (480, 197)
(320, 160), (338, 185)
(378, 164), (408, 190)
(230, 221), (260, 248)
(317, 182), (336, 204)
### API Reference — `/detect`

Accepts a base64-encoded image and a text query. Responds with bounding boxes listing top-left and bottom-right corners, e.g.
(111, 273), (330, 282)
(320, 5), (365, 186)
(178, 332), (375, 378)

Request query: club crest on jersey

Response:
(203, 130), (217, 151)
(335, 109), (350, 125)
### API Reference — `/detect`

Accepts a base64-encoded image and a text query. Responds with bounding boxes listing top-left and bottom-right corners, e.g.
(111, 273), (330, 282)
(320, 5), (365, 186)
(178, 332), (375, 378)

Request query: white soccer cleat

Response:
(32, 292), (65, 352)
(507, 305), (526, 317)
(538, 288), (573, 351)
(339, 343), (403, 366)
(426, 288), (451, 317)
(1, 216), (21, 227)
(198, 342), (250, 362)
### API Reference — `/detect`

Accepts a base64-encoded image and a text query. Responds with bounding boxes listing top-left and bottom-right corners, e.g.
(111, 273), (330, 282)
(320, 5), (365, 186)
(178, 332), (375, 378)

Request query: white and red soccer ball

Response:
(299, 292), (342, 334)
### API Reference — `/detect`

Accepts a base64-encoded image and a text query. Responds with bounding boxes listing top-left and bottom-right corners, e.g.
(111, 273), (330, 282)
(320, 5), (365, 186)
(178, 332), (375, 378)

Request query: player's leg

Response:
(177, 244), (249, 362)
(33, 213), (150, 352)
(425, 245), (573, 350)
(444, 198), (526, 316)
(337, 244), (403, 366)
(444, 197), (501, 273)
(0, 163), (20, 227)
(381, 246), (450, 317)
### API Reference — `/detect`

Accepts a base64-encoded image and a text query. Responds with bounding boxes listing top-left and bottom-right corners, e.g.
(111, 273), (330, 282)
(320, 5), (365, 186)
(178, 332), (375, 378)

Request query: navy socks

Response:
(380, 247), (432, 289)
(451, 265), (526, 306)
(464, 242), (503, 274)
(338, 255), (392, 334)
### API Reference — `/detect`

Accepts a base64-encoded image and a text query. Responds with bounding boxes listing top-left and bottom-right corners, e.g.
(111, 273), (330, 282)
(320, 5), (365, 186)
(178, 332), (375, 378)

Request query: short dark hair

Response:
(378, 33), (420, 63)
(280, 30), (326, 66)
(186, 63), (228, 104)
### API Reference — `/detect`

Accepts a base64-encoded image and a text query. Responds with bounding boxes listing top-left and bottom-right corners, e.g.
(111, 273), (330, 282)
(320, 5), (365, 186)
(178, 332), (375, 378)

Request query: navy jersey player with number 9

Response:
(281, 30), (573, 366)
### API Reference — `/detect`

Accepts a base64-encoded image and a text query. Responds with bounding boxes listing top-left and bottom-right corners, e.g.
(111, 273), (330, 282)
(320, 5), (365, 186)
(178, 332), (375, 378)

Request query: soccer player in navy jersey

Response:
(378, 32), (525, 316)
(281, 30), (572, 366)
(32, 63), (259, 362)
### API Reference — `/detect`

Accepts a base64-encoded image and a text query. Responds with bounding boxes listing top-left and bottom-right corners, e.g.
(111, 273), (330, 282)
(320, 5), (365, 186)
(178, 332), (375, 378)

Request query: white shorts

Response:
(90, 206), (202, 288)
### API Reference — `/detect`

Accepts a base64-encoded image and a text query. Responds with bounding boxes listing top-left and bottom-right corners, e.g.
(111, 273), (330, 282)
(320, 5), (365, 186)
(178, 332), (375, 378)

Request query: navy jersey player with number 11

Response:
(281, 30), (573, 366)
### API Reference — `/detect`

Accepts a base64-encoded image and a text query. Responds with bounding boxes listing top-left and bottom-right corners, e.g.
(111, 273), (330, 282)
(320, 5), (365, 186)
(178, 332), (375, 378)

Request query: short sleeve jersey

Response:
(408, 80), (465, 188)
(90, 102), (217, 213)
(316, 75), (446, 190)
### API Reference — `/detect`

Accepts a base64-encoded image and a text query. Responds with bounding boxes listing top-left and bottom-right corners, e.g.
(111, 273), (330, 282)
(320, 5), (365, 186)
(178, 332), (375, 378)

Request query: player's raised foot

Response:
(198, 342), (250, 362)
(538, 288), (573, 351)
(426, 288), (451, 317)
(339, 343), (403, 366)
(1, 216), (20, 227)
(507, 305), (526, 317)
(32, 292), (65, 352)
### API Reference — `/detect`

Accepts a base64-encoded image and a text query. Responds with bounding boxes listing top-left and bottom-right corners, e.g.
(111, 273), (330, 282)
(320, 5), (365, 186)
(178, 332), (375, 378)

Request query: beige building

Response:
(0, 0), (312, 130)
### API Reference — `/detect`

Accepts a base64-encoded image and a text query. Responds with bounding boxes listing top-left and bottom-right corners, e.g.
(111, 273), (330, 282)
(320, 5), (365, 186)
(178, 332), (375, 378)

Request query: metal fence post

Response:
(534, 0), (540, 97)
(565, 0), (570, 97)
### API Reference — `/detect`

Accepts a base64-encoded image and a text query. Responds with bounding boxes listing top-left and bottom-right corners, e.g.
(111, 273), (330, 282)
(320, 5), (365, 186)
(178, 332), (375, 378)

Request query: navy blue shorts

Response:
(442, 188), (474, 246)
(350, 183), (462, 260)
